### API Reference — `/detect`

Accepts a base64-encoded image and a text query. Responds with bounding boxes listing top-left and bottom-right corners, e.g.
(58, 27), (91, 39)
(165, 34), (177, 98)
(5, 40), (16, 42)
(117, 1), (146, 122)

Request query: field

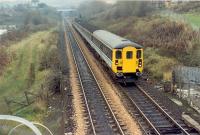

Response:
(183, 13), (200, 29)
(161, 10), (200, 30)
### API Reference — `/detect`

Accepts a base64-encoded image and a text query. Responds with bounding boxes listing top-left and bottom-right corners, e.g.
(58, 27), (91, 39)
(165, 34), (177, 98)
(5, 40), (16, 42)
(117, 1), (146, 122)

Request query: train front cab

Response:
(112, 46), (143, 83)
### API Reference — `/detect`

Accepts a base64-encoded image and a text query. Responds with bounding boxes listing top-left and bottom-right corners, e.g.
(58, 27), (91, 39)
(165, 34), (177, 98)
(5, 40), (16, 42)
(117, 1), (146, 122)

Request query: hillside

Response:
(78, 1), (200, 80)
(0, 29), (62, 134)
(0, 4), (61, 134)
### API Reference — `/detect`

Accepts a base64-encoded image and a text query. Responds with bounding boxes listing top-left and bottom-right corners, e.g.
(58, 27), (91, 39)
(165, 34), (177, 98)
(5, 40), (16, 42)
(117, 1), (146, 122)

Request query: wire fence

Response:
(173, 66), (200, 111)
(0, 84), (50, 114)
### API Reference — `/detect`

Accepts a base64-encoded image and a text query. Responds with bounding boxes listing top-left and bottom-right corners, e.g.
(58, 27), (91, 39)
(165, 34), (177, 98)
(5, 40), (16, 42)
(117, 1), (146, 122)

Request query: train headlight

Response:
(115, 60), (118, 65)
(138, 59), (142, 67)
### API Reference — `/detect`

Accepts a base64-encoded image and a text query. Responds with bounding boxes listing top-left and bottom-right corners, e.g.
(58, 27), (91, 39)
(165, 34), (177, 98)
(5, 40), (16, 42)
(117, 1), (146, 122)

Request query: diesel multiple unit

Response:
(73, 21), (143, 83)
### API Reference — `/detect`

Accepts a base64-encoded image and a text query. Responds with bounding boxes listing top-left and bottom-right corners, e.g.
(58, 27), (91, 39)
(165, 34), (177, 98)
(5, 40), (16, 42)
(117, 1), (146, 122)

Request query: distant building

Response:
(164, 0), (190, 8)
(0, 29), (7, 36)
(0, 25), (16, 30)
(0, 29), (7, 41)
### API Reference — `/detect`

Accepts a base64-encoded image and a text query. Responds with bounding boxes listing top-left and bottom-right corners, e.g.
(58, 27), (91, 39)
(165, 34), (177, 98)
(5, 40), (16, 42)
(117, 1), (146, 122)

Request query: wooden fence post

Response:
(24, 91), (30, 105)
(4, 97), (12, 114)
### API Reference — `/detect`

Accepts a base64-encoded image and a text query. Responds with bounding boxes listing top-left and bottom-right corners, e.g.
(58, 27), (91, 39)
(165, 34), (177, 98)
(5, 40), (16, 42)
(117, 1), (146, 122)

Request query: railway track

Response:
(65, 22), (125, 135)
(122, 84), (199, 135)
(66, 19), (199, 135)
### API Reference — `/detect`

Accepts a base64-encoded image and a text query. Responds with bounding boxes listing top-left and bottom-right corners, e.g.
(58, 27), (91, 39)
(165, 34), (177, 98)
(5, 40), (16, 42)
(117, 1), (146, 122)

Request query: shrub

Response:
(142, 20), (198, 54)
(144, 48), (178, 79)
(0, 47), (10, 75)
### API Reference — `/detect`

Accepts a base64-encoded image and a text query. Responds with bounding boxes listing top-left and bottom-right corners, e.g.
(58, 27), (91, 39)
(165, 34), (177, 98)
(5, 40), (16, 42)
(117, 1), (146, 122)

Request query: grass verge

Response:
(0, 28), (59, 123)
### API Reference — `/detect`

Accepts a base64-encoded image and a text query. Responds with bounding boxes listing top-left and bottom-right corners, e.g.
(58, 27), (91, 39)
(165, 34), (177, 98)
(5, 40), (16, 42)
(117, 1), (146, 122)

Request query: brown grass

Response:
(0, 47), (10, 75)
(143, 20), (199, 54)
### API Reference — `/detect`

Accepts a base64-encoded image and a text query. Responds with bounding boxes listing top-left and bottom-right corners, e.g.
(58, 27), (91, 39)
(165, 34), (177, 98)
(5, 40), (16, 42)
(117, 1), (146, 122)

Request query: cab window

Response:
(126, 51), (133, 59)
(136, 50), (141, 59)
(116, 50), (122, 59)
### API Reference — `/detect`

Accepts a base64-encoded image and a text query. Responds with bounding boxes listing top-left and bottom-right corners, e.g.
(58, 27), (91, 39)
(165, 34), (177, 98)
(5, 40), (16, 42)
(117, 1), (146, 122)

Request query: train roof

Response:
(93, 30), (142, 49)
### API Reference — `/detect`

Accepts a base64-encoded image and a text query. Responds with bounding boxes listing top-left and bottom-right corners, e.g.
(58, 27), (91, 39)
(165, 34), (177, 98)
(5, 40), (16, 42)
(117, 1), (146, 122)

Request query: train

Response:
(73, 20), (143, 83)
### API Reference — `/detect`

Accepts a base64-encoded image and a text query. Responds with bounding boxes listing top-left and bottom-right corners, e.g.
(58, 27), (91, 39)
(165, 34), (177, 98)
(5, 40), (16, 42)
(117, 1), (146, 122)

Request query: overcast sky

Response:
(0, 0), (117, 7)
(0, 0), (83, 7)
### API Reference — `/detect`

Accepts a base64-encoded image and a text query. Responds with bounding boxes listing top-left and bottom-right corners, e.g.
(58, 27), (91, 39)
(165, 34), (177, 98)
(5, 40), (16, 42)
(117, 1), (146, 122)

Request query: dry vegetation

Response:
(0, 29), (61, 134)
(0, 47), (10, 75)
(0, 4), (61, 134)
(78, 1), (200, 79)
(0, 3), (59, 46)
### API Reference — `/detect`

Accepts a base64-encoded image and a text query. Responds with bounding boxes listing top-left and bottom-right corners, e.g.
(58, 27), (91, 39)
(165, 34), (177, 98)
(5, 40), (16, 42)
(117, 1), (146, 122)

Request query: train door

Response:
(112, 49), (123, 74)
(136, 49), (143, 73)
(122, 47), (136, 73)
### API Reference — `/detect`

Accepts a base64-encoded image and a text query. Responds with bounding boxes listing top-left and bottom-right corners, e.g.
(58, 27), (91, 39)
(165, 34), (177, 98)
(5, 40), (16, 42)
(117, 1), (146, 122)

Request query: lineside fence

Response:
(172, 66), (200, 111)
(1, 85), (49, 114)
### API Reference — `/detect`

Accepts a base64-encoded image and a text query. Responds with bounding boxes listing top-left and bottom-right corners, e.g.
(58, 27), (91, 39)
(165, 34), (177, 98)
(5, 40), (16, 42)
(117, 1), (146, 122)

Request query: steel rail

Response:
(121, 87), (161, 135)
(64, 23), (96, 135)
(67, 21), (125, 135)
(135, 84), (190, 135)
(72, 19), (197, 135)
(71, 22), (125, 135)
(72, 20), (155, 135)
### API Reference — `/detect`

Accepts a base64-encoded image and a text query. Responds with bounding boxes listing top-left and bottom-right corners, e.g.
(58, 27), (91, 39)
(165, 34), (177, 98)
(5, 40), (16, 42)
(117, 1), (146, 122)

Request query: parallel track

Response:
(65, 22), (125, 135)
(122, 84), (198, 135)
(71, 20), (199, 135)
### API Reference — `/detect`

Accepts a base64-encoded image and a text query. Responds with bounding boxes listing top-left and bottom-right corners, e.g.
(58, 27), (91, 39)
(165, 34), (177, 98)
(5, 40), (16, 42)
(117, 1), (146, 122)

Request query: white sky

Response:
(0, 0), (118, 7)
(0, 0), (108, 7)
(0, 0), (196, 7)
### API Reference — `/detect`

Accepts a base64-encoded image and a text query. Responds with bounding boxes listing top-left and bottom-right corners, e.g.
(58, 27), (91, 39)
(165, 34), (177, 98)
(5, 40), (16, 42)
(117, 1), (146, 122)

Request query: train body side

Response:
(73, 21), (143, 83)
(73, 22), (112, 68)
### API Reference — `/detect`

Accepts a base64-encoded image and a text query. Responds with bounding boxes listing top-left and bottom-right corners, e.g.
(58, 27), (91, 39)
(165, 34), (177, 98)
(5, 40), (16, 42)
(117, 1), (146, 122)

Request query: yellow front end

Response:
(112, 47), (143, 77)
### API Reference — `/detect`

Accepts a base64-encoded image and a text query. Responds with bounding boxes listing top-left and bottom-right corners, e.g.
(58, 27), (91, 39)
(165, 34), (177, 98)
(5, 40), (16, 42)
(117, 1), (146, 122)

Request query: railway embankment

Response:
(0, 29), (63, 134)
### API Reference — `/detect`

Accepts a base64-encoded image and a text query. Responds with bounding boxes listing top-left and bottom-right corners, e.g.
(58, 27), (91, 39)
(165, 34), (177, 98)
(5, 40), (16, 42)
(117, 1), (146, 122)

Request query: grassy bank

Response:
(0, 29), (59, 122)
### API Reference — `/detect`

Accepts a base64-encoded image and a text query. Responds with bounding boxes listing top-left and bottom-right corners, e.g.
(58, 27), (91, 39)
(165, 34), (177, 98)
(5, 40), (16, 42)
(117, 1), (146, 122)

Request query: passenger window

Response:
(136, 50), (141, 59)
(126, 51), (133, 59)
(116, 50), (122, 59)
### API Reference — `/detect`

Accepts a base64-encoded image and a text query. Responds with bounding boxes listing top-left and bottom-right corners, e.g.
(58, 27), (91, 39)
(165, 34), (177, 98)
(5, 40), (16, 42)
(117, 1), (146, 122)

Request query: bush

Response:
(141, 20), (200, 59)
(39, 31), (59, 71)
(0, 47), (10, 75)
(144, 48), (178, 79)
